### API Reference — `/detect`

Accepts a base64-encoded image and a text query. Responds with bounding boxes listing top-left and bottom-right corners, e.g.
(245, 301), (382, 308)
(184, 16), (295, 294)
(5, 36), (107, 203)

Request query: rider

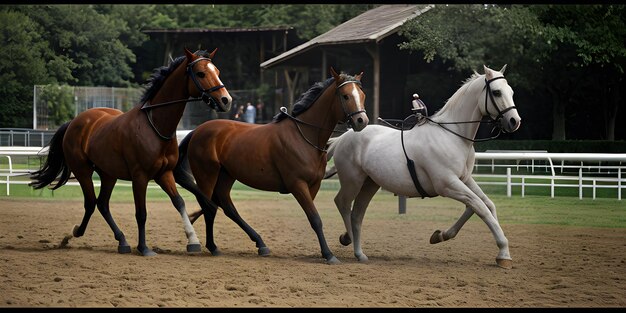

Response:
(411, 93), (428, 117)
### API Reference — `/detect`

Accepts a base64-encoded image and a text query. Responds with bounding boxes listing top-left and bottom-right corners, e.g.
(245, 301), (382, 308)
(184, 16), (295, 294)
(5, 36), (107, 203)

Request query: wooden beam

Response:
(365, 43), (380, 122)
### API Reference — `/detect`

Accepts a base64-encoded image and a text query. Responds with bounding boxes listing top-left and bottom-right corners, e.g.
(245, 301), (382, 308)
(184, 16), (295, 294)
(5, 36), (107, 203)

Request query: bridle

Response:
(281, 79), (366, 152)
(141, 57), (226, 140)
(425, 75), (517, 142)
(482, 76), (517, 123)
(336, 80), (366, 122)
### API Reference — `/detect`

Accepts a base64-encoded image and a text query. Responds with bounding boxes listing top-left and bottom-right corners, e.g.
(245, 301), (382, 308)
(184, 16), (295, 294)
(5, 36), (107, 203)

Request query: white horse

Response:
(325, 65), (521, 268)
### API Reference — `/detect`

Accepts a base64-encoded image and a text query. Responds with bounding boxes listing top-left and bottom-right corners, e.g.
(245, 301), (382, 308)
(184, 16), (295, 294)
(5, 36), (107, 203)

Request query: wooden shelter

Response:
(260, 4), (435, 122)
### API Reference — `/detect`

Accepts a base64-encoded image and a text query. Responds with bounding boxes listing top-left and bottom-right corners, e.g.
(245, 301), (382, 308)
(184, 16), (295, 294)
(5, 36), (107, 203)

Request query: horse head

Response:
(481, 65), (521, 133)
(330, 67), (369, 131)
(184, 47), (232, 112)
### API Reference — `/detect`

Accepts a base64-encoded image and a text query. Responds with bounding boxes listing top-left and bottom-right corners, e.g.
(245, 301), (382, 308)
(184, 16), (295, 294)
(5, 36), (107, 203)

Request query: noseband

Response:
(141, 57), (227, 140)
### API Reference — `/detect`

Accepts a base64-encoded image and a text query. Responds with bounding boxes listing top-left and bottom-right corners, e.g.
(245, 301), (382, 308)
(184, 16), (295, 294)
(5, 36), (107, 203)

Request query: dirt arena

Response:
(0, 193), (624, 308)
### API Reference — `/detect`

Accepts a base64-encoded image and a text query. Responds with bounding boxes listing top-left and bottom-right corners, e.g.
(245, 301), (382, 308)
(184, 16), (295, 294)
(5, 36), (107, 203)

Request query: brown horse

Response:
(173, 68), (368, 264)
(29, 48), (232, 256)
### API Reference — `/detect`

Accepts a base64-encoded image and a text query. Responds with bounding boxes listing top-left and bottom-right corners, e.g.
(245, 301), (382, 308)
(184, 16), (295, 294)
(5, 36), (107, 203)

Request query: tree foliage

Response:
(0, 4), (373, 128)
(399, 4), (625, 140)
(0, 9), (51, 127)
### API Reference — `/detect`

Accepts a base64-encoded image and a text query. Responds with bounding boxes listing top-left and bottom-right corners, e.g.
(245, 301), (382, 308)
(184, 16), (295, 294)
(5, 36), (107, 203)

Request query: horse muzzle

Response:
(204, 92), (232, 113)
(499, 109), (521, 133)
(348, 111), (369, 132)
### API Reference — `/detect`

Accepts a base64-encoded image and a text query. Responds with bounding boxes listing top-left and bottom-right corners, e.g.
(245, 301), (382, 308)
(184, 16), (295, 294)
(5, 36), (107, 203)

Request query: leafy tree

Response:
(529, 4), (626, 140)
(0, 9), (51, 128)
(398, 4), (625, 140)
(17, 5), (136, 87)
(40, 84), (74, 127)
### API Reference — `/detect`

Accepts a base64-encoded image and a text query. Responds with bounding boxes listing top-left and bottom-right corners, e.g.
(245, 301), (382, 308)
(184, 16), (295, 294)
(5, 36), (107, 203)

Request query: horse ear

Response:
(355, 71), (364, 81)
(484, 65), (494, 80)
(209, 48), (218, 59)
(499, 64), (507, 75)
(184, 47), (194, 60)
(330, 67), (340, 80)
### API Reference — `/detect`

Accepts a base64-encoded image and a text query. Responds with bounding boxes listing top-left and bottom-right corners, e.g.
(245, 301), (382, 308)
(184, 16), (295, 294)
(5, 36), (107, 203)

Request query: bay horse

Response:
(324, 65), (521, 268)
(173, 68), (369, 264)
(29, 48), (232, 256)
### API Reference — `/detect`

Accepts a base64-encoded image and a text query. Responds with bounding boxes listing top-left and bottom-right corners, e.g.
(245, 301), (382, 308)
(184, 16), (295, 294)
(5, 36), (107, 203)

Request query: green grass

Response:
(2, 179), (624, 229)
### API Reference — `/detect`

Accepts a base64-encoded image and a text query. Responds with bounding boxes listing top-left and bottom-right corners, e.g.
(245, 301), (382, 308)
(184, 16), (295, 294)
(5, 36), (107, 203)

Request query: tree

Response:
(17, 5), (136, 87)
(398, 4), (626, 140)
(0, 9), (51, 128)
(529, 4), (626, 140)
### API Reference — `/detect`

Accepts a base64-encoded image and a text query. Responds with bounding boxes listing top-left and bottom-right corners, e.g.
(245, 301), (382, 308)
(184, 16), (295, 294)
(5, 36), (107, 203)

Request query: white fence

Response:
(473, 152), (625, 200)
(2, 148), (625, 201)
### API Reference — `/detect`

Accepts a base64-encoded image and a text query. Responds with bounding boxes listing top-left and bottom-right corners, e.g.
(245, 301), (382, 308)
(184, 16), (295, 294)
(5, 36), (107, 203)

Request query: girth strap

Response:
(400, 120), (434, 199)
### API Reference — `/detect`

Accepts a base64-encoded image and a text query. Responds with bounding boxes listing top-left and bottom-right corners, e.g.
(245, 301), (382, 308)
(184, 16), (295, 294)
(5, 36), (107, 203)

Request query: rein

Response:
(140, 57), (226, 140)
(281, 79), (365, 152)
(279, 107), (341, 152)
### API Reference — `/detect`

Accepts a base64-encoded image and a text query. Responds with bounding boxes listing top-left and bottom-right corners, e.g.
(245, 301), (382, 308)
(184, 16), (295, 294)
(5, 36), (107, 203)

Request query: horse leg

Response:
(430, 177), (492, 244)
(155, 172), (201, 253)
(70, 168), (97, 239)
(131, 177), (155, 256)
(188, 165), (222, 256)
(438, 179), (512, 269)
(349, 177), (380, 262)
(213, 174), (270, 256)
(291, 181), (339, 265)
(334, 186), (356, 247)
(95, 173), (131, 253)
(333, 169), (369, 248)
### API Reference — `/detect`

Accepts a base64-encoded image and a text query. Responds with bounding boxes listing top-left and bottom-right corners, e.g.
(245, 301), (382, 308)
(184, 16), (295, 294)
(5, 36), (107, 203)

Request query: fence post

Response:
(619, 168), (622, 201)
(506, 167), (511, 197)
(579, 167), (583, 200)
(398, 195), (406, 214)
(593, 179), (596, 200)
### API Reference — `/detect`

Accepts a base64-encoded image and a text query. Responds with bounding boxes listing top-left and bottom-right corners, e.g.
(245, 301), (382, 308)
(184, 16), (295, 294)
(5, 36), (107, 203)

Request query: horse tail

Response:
(29, 122), (72, 190)
(173, 130), (197, 191)
(323, 136), (341, 179)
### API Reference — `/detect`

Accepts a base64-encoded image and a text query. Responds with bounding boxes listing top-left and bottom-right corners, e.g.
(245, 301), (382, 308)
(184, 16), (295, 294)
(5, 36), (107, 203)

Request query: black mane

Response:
(140, 50), (211, 104)
(273, 73), (358, 122)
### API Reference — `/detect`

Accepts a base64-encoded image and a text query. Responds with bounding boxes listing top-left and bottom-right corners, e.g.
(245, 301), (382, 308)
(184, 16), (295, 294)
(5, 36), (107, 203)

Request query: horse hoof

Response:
(339, 233), (352, 246)
(140, 249), (157, 257)
(496, 258), (513, 269)
(210, 248), (222, 256)
(118, 245), (131, 254)
(326, 256), (341, 265)
(187, 244), (202, 253)
(356, 255), (369, 263)
(258, 247), (271, 256)
(429, 230), (444, 244)
(72, 225), (81, 237)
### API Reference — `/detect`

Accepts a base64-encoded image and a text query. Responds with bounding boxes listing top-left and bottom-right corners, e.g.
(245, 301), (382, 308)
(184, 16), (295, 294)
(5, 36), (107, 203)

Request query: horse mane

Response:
(272, 73), (358, 122)
(140, 50), (212, 104)
(430, 71), (483, 119)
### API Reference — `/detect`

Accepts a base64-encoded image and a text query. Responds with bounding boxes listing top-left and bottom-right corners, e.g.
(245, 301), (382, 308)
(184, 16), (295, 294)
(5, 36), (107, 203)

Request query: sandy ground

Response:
(0, 194), (624, 308)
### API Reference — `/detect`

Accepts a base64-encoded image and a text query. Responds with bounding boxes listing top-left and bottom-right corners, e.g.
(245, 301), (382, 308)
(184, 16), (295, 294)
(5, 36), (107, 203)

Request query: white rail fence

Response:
(2, 147), (625, 201)
(473, 152), (625, 200)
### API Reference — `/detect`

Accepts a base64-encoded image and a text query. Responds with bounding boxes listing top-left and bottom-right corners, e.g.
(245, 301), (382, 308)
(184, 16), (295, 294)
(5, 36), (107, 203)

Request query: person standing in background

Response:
(244, 102), (256, 123)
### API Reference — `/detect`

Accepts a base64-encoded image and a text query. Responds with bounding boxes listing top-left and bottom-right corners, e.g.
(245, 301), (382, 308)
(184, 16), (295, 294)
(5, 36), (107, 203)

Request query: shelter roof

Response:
(260, 4), (433, 69)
